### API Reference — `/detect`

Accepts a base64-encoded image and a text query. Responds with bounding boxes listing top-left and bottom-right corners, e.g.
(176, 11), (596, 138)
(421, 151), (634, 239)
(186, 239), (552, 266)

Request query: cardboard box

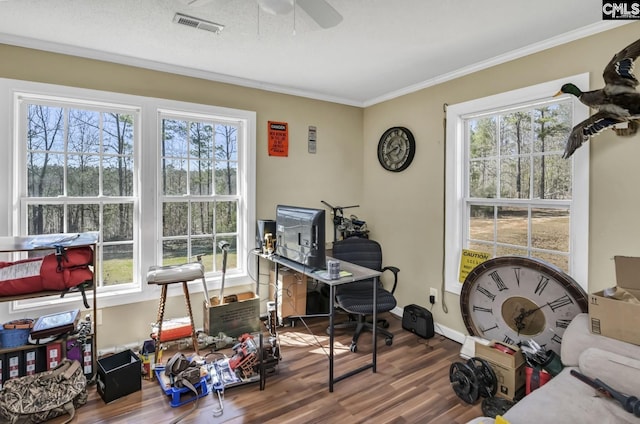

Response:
(475, 340), (526, 401)
(24, 346), (46, 376)
(0, 354), (4, 389)
(4, 351), (22, 381)
(589, 256), (640, 345)
(97, 349), (141, 403)
(46, 342), (62, 370)
(82, 337), (94, 377)
(65, 336), (94, 378)
(269, 269), (308, 322)
(203, 291), (261, 338)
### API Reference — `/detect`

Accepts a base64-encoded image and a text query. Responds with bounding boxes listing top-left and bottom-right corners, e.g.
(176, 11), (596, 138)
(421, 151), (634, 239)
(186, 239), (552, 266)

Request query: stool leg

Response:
(182, 282), (200, 357)
(155, 284), (168, 364)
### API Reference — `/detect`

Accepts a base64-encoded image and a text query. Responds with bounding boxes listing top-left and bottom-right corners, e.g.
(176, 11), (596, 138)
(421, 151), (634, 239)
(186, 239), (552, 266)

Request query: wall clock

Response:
(460, 256), (588, 356)
(377, 126), (415, 172)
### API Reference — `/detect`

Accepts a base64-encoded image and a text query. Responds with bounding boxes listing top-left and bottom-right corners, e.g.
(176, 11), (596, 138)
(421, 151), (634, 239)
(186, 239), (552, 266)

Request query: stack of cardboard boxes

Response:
(474, 340), (526, 401)
(588, 256), (640, 345)
(269, 269), (307, 325)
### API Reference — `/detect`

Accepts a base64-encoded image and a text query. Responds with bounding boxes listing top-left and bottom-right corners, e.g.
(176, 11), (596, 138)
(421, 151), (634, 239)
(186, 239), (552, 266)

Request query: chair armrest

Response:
(381, 266), (399, 294)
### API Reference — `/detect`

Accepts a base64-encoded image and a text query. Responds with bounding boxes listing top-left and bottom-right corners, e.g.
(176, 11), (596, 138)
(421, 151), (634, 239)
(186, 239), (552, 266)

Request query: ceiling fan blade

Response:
(297, 0), (342, 29)
(175, 0), (216, 6)
(258, 0), (294, 15)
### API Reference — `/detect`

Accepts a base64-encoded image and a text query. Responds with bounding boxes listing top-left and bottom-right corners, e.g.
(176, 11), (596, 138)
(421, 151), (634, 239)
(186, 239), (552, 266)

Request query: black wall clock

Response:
(377, 126), (416, 172)
(460, 256), (588, 356)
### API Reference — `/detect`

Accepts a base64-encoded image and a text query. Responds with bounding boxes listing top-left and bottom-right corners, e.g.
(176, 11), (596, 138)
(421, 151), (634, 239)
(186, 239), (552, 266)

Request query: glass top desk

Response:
(255, 252), (381, 392)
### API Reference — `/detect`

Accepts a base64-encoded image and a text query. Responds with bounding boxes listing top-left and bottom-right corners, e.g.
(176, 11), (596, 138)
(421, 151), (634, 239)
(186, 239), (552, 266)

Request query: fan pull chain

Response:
(292, 0), (297, 35)
(257, 2), (261, 36)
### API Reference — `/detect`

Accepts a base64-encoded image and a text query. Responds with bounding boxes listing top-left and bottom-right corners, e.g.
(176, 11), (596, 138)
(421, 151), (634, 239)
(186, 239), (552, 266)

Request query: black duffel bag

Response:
(402, 304), (435, 339)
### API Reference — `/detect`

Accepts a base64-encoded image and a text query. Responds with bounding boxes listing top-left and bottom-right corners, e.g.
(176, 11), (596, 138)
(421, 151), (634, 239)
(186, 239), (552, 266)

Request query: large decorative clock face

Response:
(377, 126), (416, 172)
(460, 256), (588, 356)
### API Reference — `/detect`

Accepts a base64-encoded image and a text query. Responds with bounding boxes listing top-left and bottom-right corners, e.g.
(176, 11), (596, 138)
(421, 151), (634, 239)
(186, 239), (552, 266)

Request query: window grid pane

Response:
(465, 98), (573, 273)
(24, 101), (136, 288)
(161, 115), (240, 273)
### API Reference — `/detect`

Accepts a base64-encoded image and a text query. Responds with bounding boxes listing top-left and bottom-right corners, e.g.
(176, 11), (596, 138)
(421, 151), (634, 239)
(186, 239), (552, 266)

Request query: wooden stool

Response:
(147, 262), (205, 364)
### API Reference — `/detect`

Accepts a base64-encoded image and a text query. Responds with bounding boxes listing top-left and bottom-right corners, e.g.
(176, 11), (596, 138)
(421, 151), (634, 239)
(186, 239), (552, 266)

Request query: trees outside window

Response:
(5, 80), (256, 310)
(160, 115), (241, 273)
(445, 75), (590, 294)
(24, 102), (136, 287)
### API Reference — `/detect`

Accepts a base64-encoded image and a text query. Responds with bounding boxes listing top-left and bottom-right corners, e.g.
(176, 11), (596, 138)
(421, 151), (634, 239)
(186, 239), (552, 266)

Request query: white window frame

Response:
(0, 78), (256, 313)
(444, 74), (590, 295)
(156, 108), (248, 277)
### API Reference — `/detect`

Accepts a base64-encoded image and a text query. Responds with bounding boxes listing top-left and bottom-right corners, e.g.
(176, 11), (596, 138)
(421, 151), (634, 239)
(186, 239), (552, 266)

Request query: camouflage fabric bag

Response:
(0, 359), (87, 424)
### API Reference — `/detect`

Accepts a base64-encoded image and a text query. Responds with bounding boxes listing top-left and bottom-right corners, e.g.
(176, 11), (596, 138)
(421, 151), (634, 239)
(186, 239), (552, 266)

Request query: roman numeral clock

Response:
(460, 256), (588, 356)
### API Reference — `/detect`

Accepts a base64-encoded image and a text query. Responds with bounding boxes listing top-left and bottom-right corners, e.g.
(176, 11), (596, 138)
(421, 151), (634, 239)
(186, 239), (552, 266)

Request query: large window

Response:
(0, 78), (255, 310)
(445, 75), (589, 295)
(159, 112), (242, 273)
(23, 101), (137, 287)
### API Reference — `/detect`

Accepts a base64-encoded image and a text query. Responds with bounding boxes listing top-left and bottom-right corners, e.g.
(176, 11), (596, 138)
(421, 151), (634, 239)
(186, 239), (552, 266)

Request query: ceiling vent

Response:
(173, 13), (224, 34)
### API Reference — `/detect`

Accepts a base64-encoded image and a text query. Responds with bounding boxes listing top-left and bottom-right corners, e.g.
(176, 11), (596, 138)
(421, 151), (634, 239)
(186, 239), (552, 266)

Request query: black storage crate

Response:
(97, 349), (141, 403)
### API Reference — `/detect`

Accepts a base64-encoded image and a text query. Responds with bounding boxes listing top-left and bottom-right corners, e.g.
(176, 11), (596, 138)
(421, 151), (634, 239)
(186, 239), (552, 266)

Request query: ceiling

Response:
(0, 0), (625, 106)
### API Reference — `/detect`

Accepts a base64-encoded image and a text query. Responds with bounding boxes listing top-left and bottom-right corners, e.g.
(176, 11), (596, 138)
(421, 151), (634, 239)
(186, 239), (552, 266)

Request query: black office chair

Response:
(330, 237), (399, 353)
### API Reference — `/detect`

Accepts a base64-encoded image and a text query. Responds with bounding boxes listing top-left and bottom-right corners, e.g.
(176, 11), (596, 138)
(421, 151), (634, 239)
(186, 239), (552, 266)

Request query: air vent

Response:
(173, 12), (224, 34)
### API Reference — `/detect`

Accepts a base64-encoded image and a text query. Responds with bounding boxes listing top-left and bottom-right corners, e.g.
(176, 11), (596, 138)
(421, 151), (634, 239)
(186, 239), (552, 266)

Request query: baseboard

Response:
(101, 308), (468, 357)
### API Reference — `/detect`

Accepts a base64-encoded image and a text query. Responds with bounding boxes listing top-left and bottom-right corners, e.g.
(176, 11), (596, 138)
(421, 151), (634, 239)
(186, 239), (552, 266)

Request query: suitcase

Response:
(402, 304), (434, 339)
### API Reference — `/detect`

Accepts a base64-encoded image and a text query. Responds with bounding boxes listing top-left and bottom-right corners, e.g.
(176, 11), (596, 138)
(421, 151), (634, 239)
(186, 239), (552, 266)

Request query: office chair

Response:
(330, 237), (399, 353)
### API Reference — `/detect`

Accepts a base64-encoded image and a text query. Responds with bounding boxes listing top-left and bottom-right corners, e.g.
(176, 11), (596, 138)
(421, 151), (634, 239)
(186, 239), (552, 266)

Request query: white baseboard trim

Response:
(102, 307), (469, 357)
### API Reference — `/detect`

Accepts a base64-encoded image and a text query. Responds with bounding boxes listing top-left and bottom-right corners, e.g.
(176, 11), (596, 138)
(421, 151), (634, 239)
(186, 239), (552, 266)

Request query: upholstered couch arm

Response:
(561, 313), (640, 367)
(578, 347), (640, 396)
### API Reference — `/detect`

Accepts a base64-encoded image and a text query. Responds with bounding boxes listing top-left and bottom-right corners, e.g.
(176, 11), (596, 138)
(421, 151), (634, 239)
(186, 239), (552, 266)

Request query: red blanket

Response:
(0, 247), (93, 297)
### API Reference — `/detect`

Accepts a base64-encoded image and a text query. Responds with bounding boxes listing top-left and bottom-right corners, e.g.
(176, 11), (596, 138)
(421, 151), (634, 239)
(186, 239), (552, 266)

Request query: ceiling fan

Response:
(257, 0), (342, 29)
(177, 0), (343, 29)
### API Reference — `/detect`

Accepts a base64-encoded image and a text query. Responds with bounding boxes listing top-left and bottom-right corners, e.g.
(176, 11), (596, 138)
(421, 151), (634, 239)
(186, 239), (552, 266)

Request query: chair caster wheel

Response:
(385, 337), (393, 346)
(350, 343), (357, 353)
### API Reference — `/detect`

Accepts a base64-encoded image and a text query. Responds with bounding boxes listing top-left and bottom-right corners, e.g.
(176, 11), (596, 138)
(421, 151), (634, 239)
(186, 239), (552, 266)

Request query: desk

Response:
(256, 252), (381, 392)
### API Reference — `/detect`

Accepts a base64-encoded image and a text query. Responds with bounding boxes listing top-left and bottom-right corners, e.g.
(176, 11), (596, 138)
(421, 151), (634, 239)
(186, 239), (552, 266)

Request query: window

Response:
(444, 74), (589, 295)
(159, 112), (242, 273)
(22, 101), (137, 287)
(1, 78), (255, 310)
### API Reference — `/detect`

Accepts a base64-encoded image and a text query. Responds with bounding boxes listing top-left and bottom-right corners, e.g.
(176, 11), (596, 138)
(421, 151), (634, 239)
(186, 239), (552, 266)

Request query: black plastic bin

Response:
(97, 349), (141, 403)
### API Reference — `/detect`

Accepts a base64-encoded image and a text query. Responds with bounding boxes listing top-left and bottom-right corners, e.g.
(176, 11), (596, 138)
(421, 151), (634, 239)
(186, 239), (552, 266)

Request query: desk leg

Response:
(329, 284), (335, 393)
(372, 276), (378, 373)
(274, 264), (280, 326)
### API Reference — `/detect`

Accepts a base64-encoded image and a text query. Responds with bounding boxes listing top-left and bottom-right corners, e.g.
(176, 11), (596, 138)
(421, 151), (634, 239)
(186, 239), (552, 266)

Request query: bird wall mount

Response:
(555, 37), (640, 159)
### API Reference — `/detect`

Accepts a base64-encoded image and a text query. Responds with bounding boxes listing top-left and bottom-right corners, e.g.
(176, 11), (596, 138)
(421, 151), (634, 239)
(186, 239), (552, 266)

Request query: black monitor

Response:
(275, 205), (326, 270)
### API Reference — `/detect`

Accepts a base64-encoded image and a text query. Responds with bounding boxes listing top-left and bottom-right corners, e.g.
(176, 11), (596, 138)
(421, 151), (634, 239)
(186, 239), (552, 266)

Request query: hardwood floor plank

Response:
(44, 312), (483, 423)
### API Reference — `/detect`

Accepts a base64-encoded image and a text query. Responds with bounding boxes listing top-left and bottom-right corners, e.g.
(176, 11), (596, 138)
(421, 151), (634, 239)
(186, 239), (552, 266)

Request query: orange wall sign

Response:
(268, 121), (288, 157)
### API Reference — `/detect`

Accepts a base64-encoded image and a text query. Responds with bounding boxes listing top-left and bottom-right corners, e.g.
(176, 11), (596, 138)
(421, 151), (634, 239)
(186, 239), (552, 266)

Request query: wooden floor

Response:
(51, 313), (484, 424)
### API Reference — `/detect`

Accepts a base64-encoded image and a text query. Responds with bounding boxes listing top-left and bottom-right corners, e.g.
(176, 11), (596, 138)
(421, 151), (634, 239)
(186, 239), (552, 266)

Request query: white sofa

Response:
(468, 313), (640, 424)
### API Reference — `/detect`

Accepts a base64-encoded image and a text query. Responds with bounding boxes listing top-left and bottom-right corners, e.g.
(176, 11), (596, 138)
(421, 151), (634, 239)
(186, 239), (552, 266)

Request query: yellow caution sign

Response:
(458, 249), (491, 283)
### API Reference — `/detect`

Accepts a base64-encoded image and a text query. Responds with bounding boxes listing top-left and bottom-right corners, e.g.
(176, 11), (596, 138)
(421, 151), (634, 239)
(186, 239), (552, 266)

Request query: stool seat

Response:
(147, 263), (204, 285)
(148, 262), (205, 363)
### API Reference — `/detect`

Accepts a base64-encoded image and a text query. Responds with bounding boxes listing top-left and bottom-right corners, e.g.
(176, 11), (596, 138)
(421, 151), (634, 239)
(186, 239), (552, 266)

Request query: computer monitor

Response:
(275, 205), (326, 270)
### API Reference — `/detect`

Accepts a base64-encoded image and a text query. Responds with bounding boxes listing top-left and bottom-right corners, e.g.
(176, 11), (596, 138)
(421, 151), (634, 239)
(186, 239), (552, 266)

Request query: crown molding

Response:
(0, 20), (631, 108)
(363, 21), (632, 107)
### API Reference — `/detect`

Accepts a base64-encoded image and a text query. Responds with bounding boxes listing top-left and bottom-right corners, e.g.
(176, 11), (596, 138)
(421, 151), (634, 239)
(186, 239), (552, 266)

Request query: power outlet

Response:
(429, 288), (438, 304)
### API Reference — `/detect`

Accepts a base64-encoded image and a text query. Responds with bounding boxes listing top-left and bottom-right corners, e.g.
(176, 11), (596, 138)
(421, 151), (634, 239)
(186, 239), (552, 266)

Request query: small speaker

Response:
(256, 219), (276, 248)
(402, 304), (435, 339)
